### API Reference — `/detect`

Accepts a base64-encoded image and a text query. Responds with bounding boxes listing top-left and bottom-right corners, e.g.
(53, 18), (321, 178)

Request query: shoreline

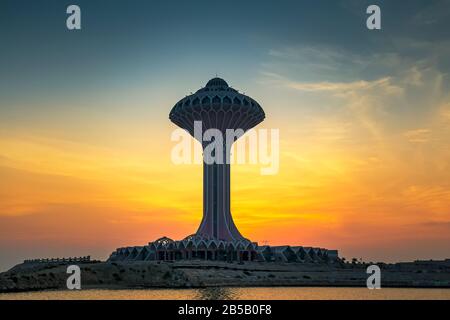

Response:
(1, 260), (450, 293)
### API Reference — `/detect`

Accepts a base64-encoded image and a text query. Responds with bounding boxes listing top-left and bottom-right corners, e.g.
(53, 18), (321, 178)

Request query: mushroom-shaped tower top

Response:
(169, 78), (265, 138)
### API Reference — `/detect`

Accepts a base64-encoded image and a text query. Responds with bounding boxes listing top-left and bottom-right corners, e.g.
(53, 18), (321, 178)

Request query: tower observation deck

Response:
(169, 78), (265, 242)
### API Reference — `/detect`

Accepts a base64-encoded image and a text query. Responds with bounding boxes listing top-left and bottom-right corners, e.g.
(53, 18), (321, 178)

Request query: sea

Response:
(1, 287), (450, 300)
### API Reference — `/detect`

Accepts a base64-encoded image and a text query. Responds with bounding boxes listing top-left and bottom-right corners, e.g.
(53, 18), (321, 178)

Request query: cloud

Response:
(403, 129), (431, 143)
(287, 77), (402, 95)
(260, 41), (450, 96)
(267, 46), (365, 73)
(259, 69), (405, 143)
(260, 71), (402, 95)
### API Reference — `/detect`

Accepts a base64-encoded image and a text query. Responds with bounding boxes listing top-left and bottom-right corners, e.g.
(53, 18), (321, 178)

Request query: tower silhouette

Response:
(169, 78), (265, 242)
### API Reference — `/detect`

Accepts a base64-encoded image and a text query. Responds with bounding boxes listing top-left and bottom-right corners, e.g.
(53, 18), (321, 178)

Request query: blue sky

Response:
(1, 0), (449, 105)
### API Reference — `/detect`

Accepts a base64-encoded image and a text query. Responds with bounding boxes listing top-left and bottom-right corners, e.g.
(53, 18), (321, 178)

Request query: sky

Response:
(1, 0), (450, 271)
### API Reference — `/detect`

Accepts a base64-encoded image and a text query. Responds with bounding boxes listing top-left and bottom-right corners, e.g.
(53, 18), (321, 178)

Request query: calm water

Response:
(1, 287), (450, 300)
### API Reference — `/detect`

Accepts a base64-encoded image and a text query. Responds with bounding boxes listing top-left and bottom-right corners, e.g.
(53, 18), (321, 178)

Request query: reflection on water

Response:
(195, 287), (236, 300)
(1, 287), (450, 300)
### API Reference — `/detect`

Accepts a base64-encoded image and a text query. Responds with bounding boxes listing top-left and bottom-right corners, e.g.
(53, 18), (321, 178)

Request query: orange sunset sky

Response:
(1, 1), (450, 271)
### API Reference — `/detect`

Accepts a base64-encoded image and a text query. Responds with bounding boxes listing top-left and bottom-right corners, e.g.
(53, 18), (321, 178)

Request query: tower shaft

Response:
(197, 153), (244, 241)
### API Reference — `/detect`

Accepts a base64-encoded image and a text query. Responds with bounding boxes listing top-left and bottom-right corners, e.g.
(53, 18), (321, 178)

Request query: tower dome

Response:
(205, 77), (229, 88)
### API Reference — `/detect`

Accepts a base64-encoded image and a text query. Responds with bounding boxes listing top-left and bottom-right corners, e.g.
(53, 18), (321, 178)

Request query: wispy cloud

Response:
(287, 77), (401, 95)
(403, 129), (431, 143)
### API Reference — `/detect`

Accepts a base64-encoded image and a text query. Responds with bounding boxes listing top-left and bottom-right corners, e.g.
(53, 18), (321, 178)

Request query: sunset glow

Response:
(1, 0), (449, 271)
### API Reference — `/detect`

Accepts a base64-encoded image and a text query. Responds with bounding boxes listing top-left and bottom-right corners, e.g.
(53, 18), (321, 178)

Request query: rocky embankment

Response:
(1, 260), (450, 293)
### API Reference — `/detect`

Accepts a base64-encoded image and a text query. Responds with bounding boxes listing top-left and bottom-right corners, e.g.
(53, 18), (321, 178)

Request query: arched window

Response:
(202, 96), (211, 104)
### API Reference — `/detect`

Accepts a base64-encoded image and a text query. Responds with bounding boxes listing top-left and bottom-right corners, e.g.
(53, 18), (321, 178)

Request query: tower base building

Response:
(108, 236), (338, 263)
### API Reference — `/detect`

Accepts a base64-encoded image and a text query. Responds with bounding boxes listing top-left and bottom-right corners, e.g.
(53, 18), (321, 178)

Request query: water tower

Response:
(169, 78), (265, 242)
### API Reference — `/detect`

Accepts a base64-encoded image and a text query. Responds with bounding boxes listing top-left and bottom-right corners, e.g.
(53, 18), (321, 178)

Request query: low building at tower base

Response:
(108, 235), (339, 264)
